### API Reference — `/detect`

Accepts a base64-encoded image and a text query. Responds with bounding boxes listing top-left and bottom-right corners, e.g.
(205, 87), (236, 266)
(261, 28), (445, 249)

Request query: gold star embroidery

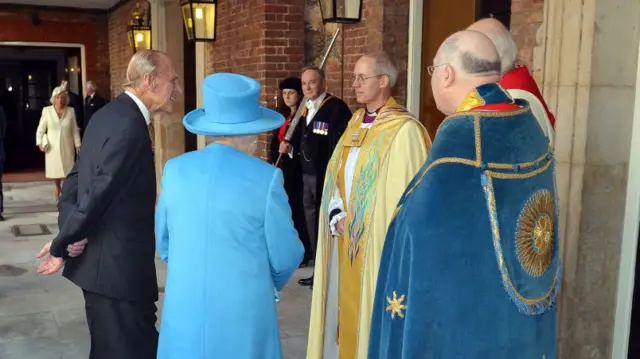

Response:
(386, 291), (407, 319)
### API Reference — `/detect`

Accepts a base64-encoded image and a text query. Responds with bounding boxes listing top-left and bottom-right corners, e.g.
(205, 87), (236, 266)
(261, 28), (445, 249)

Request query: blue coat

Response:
(368, 84), (560, 359)
(155, 143), (304, 359)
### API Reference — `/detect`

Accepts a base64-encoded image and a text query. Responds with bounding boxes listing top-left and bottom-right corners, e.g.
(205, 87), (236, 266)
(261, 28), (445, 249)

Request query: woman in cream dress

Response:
(36, 86), (80, 199)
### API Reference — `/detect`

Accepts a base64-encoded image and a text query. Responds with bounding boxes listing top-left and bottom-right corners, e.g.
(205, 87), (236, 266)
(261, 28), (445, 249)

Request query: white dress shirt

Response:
(125, 90), (151, 125)
(305, 92), (327, 125)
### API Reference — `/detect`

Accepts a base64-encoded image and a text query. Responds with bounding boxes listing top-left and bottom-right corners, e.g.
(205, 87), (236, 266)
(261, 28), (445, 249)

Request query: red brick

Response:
(108, 0), (149, 99)
(511, 0), (544, 70)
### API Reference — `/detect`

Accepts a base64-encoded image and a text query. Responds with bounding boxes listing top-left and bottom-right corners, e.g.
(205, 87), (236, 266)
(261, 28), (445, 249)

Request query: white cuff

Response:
(330, 211), (347, 236)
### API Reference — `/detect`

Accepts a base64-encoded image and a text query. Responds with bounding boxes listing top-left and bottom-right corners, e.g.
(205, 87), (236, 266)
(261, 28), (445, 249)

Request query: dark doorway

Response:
(0, 45), (82, 179)
(183, 28), (198, 153)
(419, 0), (512, 139)
(477, 0), (511, 28)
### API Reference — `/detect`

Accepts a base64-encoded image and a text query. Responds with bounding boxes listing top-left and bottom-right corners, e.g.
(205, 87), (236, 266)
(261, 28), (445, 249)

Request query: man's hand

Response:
(67, 238), (88, 257)
(38, 145), (46, 152)
(279, 141), (291, 154)
(36, 241), (64, 275)
(336, 218), (346, 236)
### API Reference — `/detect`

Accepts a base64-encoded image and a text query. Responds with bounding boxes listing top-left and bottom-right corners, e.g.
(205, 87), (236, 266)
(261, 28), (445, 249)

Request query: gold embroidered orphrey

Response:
(515, 190), (555, 278)
(386, 291), (407, 319)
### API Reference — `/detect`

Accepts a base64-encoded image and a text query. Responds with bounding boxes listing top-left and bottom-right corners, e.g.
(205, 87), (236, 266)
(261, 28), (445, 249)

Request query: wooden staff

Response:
(274, 28), (341, 167)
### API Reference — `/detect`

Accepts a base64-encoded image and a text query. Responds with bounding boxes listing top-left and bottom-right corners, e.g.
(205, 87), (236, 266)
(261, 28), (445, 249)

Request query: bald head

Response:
(436, 30), (501, 76)
(468, 18), (518, 73)
(430, 30), (502, 115)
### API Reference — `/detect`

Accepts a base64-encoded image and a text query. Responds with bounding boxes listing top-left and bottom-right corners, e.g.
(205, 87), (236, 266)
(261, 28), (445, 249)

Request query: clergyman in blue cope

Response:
(368, 30), (560, 359)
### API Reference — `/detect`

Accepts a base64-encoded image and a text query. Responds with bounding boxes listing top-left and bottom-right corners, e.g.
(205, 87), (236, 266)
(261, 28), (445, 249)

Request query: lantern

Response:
(181, 0), (217, 42)
(127, 2), (152, 53)
(318, 0), (363, 24)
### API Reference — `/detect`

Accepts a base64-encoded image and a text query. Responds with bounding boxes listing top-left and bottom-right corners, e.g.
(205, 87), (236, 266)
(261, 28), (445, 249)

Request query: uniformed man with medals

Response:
(279, 66), (352, 288)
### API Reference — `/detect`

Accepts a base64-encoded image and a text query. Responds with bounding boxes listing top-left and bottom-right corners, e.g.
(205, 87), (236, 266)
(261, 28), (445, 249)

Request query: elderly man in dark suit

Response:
(83, 80), (108, 135)
(36, 49), (182, 359)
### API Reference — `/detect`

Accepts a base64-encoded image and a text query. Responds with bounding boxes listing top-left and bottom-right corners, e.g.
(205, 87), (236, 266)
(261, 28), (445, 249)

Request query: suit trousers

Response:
(83, 290), (158, 359)
(302, 173), (318, 257)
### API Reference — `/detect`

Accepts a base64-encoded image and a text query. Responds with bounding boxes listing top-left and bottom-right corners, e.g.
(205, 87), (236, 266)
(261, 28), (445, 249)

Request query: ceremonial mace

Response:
(274, 28), (341, 167)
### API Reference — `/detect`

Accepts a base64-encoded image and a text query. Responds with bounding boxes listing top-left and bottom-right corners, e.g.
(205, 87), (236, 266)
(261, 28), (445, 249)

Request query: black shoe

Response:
(298, 275), (313, 287)
(0, 214), (5, 221)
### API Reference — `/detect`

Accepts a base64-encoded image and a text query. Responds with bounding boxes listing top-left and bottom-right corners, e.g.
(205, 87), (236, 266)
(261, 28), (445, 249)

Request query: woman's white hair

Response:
(50, 86), (69, 107)
(209, 134), (258, 152)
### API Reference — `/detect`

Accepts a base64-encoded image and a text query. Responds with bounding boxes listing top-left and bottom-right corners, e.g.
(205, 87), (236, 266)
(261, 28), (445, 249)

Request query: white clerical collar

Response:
(306, 92), (327, 111)
(125, 90), (151, 125)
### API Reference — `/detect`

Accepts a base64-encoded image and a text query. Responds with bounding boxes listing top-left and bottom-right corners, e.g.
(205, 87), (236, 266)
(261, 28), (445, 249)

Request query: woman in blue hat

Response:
(155, 73), (304, 359)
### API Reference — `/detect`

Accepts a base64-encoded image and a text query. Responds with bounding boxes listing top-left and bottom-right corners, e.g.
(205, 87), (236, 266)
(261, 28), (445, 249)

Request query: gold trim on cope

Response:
(516, 190), (555, 278)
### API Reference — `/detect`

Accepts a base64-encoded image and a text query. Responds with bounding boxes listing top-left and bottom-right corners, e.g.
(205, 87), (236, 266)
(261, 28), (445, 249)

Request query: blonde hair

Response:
(50, 86), (69, 107)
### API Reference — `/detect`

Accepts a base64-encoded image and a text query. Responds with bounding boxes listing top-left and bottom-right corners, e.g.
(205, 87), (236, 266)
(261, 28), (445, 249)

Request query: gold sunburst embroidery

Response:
(516, 190), (555, 277)
(386, 291), (407, 319)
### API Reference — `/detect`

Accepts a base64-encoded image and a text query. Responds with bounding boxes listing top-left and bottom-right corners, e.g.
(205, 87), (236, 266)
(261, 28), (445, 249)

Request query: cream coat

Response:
(36, 106), (80, 179)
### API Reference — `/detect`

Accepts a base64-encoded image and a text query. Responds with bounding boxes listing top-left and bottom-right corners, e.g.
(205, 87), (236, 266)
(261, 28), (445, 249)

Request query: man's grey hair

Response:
(124, 50), (167, 89)
(481, 27), (518, 73)
(86, 81), (97, 91)
(366, 51), (398, 87)
(459, 52), (502, 74)
(301, 66), (326, 81)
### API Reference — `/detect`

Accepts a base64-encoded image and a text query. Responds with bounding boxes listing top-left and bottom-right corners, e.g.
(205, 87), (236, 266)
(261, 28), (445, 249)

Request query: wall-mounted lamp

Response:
(181, 0), (217, 41)
(318, 0), (363, 23)
(127, 2), (152, 52)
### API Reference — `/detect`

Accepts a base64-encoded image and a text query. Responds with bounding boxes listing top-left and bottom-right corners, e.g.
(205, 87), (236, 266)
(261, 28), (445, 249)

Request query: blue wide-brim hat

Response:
(184, 73), (285, 136)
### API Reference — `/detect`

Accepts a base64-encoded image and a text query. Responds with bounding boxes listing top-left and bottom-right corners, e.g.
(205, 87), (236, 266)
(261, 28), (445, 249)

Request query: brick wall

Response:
(0, 5), (110, 94)
(510, 0), (544, 70)
(305, 0), (410, 110)
(198, 0), (541, 160)
(203, 0), (305, 159)
(108, 0), (149, 99)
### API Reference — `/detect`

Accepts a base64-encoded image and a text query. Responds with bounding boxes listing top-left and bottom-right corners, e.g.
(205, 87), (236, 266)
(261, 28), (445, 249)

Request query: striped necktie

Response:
(148, 123), (155, 152)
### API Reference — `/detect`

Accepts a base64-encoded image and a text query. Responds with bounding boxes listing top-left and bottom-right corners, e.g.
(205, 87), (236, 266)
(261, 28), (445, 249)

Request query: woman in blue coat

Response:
(155, 73), (304, 359)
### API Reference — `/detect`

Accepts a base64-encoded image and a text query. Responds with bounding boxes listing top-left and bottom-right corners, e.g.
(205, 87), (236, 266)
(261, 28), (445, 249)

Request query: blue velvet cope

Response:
(368, 84), (561, 359)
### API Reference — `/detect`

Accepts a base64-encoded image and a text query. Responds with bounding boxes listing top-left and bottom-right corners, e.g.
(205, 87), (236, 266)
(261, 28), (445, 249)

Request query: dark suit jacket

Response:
(68, 91), (84, 130)
(51, 93), (158, 302)
(83, 93), (108, 129)
(291, 94), (351, 174)
(290, 94), (351, 204)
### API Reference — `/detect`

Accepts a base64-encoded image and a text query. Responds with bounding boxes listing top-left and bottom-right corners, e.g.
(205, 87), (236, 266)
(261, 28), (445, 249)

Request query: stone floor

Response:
(0, 181), (313, 359)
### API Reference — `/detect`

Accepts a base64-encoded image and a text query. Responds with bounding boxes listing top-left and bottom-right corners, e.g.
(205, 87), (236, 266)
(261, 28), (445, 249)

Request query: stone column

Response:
(148, 0), (185, 188)
(537, 0), (640, 357)
(195, 42), (207, 149)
